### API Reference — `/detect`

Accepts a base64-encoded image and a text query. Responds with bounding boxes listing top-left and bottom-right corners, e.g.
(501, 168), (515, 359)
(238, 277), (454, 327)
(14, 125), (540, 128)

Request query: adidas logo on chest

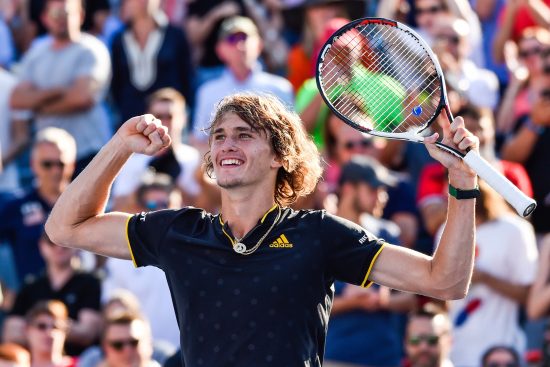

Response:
(269, 234), (293, 248)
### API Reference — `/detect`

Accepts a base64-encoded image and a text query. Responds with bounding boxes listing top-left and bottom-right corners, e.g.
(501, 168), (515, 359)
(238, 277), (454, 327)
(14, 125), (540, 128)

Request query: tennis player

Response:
(46, 93), (479, 367)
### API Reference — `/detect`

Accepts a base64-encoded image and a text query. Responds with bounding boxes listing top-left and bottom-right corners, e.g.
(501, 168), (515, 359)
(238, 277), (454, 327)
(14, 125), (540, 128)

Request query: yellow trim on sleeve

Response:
(360, 242), (386, 288)
(125, 215), (138, 268)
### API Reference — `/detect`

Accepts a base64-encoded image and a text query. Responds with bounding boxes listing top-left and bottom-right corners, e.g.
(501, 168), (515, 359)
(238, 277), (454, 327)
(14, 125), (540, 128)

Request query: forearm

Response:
(37, 91), (94, 115)
(46, 134), (131, 251)
(479, 272), (530, 304)
(67, 312), (102, 345)
(2, 120), (30, 166)
(385, 292), (417, 313)
(430, 174), (477, 299)
(299, 95), (324, 133)
(10, 86), (63, 110)
(496, 82), (523, 134)
(492, 7), (516, 63)
(527, 0), (550, 27)
(331, 296), (360, 315)
(500, 126), (539, 163)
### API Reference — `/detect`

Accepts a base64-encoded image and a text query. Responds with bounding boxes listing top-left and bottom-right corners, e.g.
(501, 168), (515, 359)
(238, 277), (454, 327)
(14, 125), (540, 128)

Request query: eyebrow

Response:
(212, 125), (256, 135)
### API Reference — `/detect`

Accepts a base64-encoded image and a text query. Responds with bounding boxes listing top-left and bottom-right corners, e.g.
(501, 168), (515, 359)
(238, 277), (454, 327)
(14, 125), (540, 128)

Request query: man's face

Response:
(39, 237), (76, 268)
(405, 316), (448, 367)
(216, 31), (262, 70)
(415, 0), (446, 35)
(26, 314), (67, 356)
(209, 112), (281, 190)
(42, 0), (82, 40)
(148, 100), (184, 139)
(330, 114), (375, 164)
(103, 321), (149, 367)
(484, 349), (519, 367)
(31, 143), (75, 191)
(354, 182), (381, 215)
(432, 22), (466, 61)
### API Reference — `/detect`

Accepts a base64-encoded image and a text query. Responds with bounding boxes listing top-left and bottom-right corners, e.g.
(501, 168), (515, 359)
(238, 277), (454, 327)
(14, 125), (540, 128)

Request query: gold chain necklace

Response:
(221, 206), (281, 256)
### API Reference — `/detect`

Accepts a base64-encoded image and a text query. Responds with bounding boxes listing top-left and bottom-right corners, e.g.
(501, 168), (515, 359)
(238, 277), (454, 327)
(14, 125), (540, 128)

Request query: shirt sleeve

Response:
(321, 212), (386, 288)
(126, 209), (181, 268)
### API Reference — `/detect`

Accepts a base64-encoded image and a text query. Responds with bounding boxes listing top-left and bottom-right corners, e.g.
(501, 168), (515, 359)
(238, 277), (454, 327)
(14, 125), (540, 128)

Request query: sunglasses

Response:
(519, 47), (541, 59)
(486, 363), (518, 367)
(225, 32), (248, 45)
(408, 334), (439, 346)
(343, 139), (372, 150)
(154, 113), (173, 121)
(144, 200), (169, 210)
(31, 321), (66, 332)
(107, 338), (139, 351)
(40, 160), (65, 169)
(437, 34), (460, 45)
(416, 5), (444, 15)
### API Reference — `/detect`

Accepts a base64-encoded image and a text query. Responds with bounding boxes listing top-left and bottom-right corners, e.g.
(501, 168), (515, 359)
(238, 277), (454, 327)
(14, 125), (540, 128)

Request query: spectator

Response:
(481, 346), (521, 367)
(0, 343), (30, 367)
(0, 127), (76, 287)
(2, 231), (102, 357)
(0, 66), (29, 196)
(431, 16), (499, 109)
(324, 156), (416, 367)
(404, 304), (453, 367)
(112, 88), (201, 212)
(445, 182), (538, 367)
(97, 313), (159, 367)
(500, 70), (550, 236)
(24, 300), (76, 367)
(110, 0), (194, 127)
(191, 15), (293, 148)
(105, 173), (181, 348)
(0, 6), (16, 68)
(10, 0), (112, 176)
(184, 0), (245, 86)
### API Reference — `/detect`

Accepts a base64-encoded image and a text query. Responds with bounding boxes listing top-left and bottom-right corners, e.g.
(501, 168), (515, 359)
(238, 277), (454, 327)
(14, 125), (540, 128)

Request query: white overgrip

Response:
(463, 150), (536, 217)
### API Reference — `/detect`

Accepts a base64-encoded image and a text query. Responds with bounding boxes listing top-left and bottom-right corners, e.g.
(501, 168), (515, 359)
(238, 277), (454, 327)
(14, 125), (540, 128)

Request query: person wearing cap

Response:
(191, 15), (294, 152)
(324, 156), (416, 367)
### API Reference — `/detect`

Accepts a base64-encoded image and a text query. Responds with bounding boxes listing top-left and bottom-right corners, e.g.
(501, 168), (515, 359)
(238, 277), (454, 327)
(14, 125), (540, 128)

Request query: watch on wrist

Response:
(448, 183), (480, 200)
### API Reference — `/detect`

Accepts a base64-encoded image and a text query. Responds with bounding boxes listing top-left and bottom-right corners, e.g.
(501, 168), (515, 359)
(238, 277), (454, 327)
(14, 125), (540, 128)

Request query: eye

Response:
(239, 133), (252, 139)
(213, 134), (225, 141)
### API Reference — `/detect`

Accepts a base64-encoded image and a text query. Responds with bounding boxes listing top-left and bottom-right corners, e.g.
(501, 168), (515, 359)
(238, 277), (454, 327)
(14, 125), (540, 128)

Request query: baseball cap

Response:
(339, 156), (397, 188)
(218, 16), (259, 41)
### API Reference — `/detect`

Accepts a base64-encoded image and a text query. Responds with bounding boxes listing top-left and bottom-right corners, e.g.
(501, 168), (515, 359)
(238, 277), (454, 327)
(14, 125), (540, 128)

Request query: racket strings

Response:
(319, 23), (442, 133)
(324, 27), (438, 131)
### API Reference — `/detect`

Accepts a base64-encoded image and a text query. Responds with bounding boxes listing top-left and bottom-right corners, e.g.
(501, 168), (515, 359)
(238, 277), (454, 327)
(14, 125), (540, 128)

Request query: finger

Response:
(449, 115), (465, 133)
(458, 135), (479, 151)
(142, 118), (161, 136)
(452, 126), (468, 145)
(423, 132), (439, 144)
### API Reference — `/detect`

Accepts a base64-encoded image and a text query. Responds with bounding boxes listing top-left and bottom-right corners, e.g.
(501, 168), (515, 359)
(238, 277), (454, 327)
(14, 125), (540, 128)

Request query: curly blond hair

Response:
(204, 93), (322, 206)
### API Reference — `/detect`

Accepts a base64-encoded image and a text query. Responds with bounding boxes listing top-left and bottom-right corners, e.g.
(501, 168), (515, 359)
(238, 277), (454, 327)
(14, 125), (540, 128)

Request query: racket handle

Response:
(463, 150), (536, 217)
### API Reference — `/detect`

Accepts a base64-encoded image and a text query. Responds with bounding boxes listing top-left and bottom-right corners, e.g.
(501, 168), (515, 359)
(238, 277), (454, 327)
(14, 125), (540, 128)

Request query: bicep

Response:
(368, 243), (433, 295)
(69, 212), (132, 260)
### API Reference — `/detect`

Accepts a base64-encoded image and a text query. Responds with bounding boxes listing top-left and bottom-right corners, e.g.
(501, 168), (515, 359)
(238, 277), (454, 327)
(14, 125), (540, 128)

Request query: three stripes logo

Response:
(269, 234), (293, 248)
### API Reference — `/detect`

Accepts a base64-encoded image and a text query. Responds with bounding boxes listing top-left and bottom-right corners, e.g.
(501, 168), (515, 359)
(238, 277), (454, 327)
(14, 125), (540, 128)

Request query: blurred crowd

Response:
(0, 0), (549, 366)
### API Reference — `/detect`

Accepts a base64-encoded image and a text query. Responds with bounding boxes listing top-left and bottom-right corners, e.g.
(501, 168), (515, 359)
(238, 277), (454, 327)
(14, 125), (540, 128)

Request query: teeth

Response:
(221, 159), (242, 166)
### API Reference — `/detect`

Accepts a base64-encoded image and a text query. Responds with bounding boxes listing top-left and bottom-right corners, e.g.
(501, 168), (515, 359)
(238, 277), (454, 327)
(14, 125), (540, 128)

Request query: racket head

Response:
(316, 17), (449, 137)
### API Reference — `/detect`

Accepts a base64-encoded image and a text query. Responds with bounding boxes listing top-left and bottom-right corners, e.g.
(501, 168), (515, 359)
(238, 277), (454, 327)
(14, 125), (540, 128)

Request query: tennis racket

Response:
(315, 17), (536, 217)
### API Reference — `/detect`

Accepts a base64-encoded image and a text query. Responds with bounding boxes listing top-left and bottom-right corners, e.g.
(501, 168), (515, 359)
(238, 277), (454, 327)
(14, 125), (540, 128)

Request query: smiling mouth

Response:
(220, 159), (244, 167)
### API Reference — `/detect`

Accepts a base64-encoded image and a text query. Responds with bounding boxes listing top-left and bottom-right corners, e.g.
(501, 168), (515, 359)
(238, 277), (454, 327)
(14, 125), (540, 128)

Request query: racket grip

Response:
(463, 151), (536, 217)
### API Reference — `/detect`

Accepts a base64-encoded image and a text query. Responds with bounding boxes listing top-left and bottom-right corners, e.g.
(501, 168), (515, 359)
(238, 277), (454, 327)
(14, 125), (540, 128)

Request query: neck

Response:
(336, 197), (361, 225)
(220, 190), (277, 239)
(47, 263), (74, 291)
(52, 30), (79, 49)
(231, 65), (253, 82)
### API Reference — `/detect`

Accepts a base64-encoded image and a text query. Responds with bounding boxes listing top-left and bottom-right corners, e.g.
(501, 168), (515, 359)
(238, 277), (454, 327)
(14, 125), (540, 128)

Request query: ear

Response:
(270, 155), (284, 169)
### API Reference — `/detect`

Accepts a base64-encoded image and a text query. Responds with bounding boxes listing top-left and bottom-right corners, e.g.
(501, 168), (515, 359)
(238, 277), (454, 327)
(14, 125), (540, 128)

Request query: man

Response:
(324, 156), (416, 367)
(46, 93), (479, 366)
(404, 305), (453, 367)
(111, 88), (201, 212)
(10, 0), (111, 174)
(191, 16), (294, 150)
(2, 231), (102, 356)
(98, 313), (159, 367)
(0, 127), (76, 287)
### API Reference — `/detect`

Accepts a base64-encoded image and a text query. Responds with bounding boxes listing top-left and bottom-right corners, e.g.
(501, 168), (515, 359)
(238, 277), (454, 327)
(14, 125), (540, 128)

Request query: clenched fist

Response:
(116, 114), (172, 156)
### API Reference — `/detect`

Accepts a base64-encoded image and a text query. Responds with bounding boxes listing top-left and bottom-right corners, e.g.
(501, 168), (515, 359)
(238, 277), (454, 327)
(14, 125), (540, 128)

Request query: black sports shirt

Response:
(126, 206), (386, 367)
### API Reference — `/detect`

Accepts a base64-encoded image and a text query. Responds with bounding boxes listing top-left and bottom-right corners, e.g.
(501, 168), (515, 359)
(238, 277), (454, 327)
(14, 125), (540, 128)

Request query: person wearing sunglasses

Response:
(0, 127), (76, 292)
(99, 313), (157, 367)
(24, 300), (75, 367)
(404, 305), (452, 367)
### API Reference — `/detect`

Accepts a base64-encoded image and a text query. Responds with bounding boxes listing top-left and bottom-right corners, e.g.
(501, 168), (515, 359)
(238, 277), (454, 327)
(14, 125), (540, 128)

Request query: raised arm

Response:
(45, 115), (171, 258)
(369, 116), (478, 300)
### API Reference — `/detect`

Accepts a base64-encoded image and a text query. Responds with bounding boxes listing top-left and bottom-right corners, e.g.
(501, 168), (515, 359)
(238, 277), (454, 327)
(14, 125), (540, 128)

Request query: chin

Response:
(217, 178), (244, 189)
